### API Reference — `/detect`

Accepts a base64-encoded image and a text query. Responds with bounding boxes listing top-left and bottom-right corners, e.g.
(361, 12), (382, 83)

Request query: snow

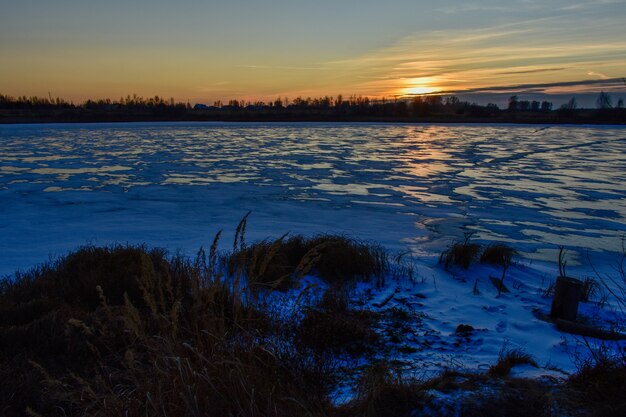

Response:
(363, 258), (585, 375)
(1, 121), (625, 376)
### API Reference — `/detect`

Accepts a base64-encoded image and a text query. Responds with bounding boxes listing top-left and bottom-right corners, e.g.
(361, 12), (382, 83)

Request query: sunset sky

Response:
(1, 0), (625, 106)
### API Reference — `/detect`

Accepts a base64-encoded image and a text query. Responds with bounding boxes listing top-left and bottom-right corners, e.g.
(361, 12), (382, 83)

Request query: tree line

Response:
(1, 92), (624, 123)
(0, 93), (191, 110)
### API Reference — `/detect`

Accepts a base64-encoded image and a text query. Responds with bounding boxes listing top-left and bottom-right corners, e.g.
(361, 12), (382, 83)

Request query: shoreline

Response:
(2, 111), (625, 126)
(3, 118), (625, 126)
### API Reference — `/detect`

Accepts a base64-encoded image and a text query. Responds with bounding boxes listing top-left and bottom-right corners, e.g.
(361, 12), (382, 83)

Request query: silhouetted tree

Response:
(531, 101), (540, 112)
(561, 97), (577, 110)
(540, 101), (553, 112)
(618, 98), (624, 109)
(508, 95), (519, 111)
(445, 96), (460, 106)
(596, 91), (613, 109)
(518, 100), (530, 111)
(425, 95), (442, 107)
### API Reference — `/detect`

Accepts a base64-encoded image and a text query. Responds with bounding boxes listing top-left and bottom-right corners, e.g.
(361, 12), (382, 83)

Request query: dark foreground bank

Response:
(1, 239), (625, 417)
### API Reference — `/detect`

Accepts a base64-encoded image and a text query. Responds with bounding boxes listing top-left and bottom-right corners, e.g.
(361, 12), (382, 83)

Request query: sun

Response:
(403, 86), (437, 95)
(400, 77), (438, 96)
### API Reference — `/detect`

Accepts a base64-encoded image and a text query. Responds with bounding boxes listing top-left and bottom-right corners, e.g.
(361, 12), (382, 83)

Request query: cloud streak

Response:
(434, 77), (626, 95)
(328, 9), (626, 98)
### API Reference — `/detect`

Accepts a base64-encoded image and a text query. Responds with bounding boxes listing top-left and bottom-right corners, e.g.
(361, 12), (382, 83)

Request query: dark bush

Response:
(568, 352), (626, 417)
(229, 234), (388, 289)
(440, 242), (481, 269)
(459, 378), (554, 417)
(339, 362), (427, 417)
(297, 288), (379, 357)
(480, 244), (516, 267)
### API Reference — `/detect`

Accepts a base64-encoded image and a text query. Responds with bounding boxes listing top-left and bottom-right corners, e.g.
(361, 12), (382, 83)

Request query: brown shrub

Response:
(480, 244), (516, 267)
(488, 349), (537, 378)
(296, 288), (379, 357)
(229, 234), (388, 290)
(0, 244), (329, 417)
(440, 242), (481, 269)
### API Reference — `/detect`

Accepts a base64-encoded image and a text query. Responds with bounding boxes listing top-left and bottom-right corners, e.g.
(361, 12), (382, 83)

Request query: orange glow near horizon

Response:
(399, 77), (439, 96)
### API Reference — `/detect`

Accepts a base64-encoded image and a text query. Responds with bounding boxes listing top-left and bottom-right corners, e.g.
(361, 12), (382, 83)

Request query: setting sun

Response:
(400, 77), (439, 96)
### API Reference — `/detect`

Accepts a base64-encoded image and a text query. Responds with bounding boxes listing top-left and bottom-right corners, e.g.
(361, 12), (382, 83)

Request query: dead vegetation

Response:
(228, 234), (389, 290)
(1, 229), (625, 416)
(488, 348), (538, 378)
(0, 243), (328, 417)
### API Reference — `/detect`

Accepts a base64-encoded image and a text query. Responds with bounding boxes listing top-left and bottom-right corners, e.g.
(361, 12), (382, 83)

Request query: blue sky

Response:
(1, 0), (625, 106)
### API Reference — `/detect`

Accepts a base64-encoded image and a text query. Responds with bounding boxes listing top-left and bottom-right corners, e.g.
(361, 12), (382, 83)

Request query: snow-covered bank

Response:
(270, 247), (625, 382)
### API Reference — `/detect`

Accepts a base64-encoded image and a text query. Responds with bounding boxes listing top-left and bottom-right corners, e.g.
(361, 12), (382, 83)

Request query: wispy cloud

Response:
(561, 0), (626, 11)
(326, 12), (626, 97)
(497, 68), (566, 75)
(236, 64), (330, 71)
(437, 78), (626, 95)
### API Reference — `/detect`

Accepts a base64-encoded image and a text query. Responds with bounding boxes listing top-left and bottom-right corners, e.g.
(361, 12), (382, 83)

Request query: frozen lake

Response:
(1, 122), (625, 276)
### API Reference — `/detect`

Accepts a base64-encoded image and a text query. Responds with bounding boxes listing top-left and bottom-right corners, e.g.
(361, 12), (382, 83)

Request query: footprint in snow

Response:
(484, 305), (507, 313)
(496, 320), (507, 333)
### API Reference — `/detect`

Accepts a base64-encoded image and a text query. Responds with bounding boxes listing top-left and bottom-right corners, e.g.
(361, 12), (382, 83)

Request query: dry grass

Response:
(296, 288), (380, 357)
(335, 362), (428, 417)
(567, 342), (626, 417)
(480, 244), (516, 267)
(2, 233), (625, 417)
(488, 348), (537, 378)
(228, 234), (388, 289)
(440, 234), (481, 270)
(458, 378), (556, 417)
(0, 244), (330, 417)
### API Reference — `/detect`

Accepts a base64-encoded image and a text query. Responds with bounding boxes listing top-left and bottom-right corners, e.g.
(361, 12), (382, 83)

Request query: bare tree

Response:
(596, 91), (613, 109)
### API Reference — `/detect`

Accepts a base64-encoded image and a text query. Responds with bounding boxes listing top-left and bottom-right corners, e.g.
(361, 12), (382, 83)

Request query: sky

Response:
(1, 0), (626, 106)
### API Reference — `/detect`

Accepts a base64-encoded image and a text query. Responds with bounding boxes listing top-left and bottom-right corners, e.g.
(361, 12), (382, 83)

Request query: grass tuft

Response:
(480, 244), (516, 267)
(488, 348), (537, 378)
(440, 232), (481, 270)
(440, 242), (481, 269)
(229, 234), (388, 289)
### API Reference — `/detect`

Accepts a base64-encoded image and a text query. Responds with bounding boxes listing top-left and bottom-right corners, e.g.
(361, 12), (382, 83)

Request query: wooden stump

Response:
(550, 276), (583, 321)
